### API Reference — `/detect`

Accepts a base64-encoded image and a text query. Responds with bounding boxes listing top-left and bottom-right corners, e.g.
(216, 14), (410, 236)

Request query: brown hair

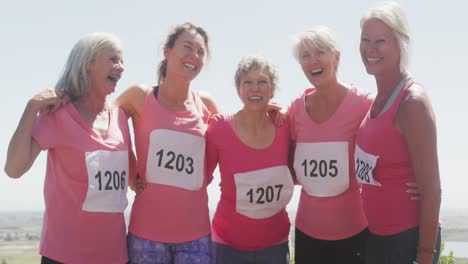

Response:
(157, 22), (210, 85)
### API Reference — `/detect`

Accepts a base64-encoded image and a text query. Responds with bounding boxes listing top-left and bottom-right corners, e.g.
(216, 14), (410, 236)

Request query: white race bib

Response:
(82, 150), (129, 213)
(235, 166), (294, 219)
(146, 129), (205, 191)
(294, 142), (350, 197)
(354, 145), (381, 186)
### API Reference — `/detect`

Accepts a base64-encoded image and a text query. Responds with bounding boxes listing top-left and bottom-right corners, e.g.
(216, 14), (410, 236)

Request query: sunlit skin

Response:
(70, 48), (125, 138)
(299, 43), (340, 89)
(360, 18), (401, 79)
(360, 17), (441, 264)
(164, 31), (207, 85)
(297, 43), (348, 125)
(238, 68), (273, 113)
(234, 67), (275, 150)
(87, 48), (124, 100)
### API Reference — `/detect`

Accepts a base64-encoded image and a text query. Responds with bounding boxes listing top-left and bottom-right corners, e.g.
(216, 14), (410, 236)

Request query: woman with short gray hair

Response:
(206, 54), (294, 264)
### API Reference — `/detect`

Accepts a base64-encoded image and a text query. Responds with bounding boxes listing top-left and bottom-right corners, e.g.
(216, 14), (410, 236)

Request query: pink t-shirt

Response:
(288, 87), (373, 240)
(355, 81), (419, 235)
(206, 113), (294, 251)
(32, 103), (131, 264)
(129, 87), (212, 243)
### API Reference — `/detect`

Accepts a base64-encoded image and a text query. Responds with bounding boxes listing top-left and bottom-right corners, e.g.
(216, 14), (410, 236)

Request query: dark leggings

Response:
(365, 226), (441, 264)
(41, 256), (63, 264)
(295, 227), (368, 264)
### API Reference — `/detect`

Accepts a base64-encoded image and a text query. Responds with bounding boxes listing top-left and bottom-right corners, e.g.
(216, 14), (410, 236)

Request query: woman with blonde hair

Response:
(356, 2), (441, 263)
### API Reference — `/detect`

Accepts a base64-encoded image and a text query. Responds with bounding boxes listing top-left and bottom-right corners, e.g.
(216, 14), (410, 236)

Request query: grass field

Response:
(0, 240), (40, 264)
(1, 211), (467, 263)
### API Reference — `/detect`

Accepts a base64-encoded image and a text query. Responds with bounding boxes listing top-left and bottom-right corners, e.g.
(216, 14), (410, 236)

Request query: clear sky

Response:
(1, 0), (466, 213)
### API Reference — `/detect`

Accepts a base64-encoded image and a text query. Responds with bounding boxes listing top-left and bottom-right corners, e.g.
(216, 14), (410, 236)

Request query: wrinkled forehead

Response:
(240, 67), (269, 78)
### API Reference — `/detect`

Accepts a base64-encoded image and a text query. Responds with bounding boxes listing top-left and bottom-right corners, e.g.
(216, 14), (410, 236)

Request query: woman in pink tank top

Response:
(207, 54), (293, 264)
(357, 2), (441, 264)
(286, 25), (422, 264)
(117, 23), (219, 264)
(5, 33), (133, 264)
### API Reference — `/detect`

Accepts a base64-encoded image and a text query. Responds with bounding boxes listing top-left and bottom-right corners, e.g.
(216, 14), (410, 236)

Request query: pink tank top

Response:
(289, 87), (372, 240)
(206, 114), (293, 250)
(32, 103), (130, 264)
(129, 87), (212, 243)
(355, 80), (419, 235)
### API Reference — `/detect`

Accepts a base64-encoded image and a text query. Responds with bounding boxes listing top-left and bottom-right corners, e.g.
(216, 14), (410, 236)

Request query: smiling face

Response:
(164, 31), (207, 82)
(360, 18), (401, 77)
(238, 68), (273, 111)
(298, 42), (339, 88)
(87, 47), (124, 98)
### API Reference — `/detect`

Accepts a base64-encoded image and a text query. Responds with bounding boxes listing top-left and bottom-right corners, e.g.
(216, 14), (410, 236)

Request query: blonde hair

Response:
(361, 1), (410, 73)
(292, 25), (339, 61)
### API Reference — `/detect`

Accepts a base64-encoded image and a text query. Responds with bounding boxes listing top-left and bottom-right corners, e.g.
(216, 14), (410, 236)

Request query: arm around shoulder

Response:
(199, 91), (219, 116)
(116, 84), (147, 120)
(397, 84), (441, 264)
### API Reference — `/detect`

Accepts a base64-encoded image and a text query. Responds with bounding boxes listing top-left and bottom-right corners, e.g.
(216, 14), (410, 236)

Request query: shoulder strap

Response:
(380, 76), (412, 115)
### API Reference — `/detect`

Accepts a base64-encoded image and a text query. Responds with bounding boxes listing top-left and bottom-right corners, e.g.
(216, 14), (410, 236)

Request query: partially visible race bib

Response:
(294, 142), (350, 197)
(235, 166), (294, 219)
(354, 145), (381, 186)
(146, 129), (205, 191)
(82, 150), (129, 213)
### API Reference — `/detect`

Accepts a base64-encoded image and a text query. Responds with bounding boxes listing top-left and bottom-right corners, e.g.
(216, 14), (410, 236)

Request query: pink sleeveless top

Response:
(355, 81), (419, 235)
(33, 103), (130, 264)
(128, 87), (212, 243)
(289, 87), (372, 240)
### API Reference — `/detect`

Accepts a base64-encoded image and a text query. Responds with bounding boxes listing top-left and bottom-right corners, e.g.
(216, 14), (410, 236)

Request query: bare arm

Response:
(116, 85), (147, 193)
(199, 92), (219, 116)
(116, 84), (147, 124)
(397, 84), (441, 264)
(128, 149), (137, 191)
(289, 140), (298, 184)
(5, 89), (66, 178)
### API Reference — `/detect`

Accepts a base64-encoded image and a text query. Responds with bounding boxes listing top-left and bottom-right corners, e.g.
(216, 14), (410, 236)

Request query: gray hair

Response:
(234, 54), (279, 97)
(361, 1), (410, 73)
(292, 26), (339, 61)
(55, 32), (123, 101)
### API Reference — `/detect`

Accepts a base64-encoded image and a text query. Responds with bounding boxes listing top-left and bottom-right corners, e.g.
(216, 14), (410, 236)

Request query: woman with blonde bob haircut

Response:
(5, 32), (134, 263)
(356, 1), (441, 263)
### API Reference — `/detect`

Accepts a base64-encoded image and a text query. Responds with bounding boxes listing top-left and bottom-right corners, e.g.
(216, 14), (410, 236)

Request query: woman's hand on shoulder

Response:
(267, 101), (287, 127)
(28, 88), (69, 114)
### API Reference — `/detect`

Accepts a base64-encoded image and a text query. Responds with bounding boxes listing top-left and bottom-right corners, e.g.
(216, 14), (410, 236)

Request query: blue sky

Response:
(1, 0), (466, 214)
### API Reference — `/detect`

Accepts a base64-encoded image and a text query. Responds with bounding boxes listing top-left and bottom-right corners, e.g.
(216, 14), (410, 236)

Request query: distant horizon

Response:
(1, 0), (467, 214)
